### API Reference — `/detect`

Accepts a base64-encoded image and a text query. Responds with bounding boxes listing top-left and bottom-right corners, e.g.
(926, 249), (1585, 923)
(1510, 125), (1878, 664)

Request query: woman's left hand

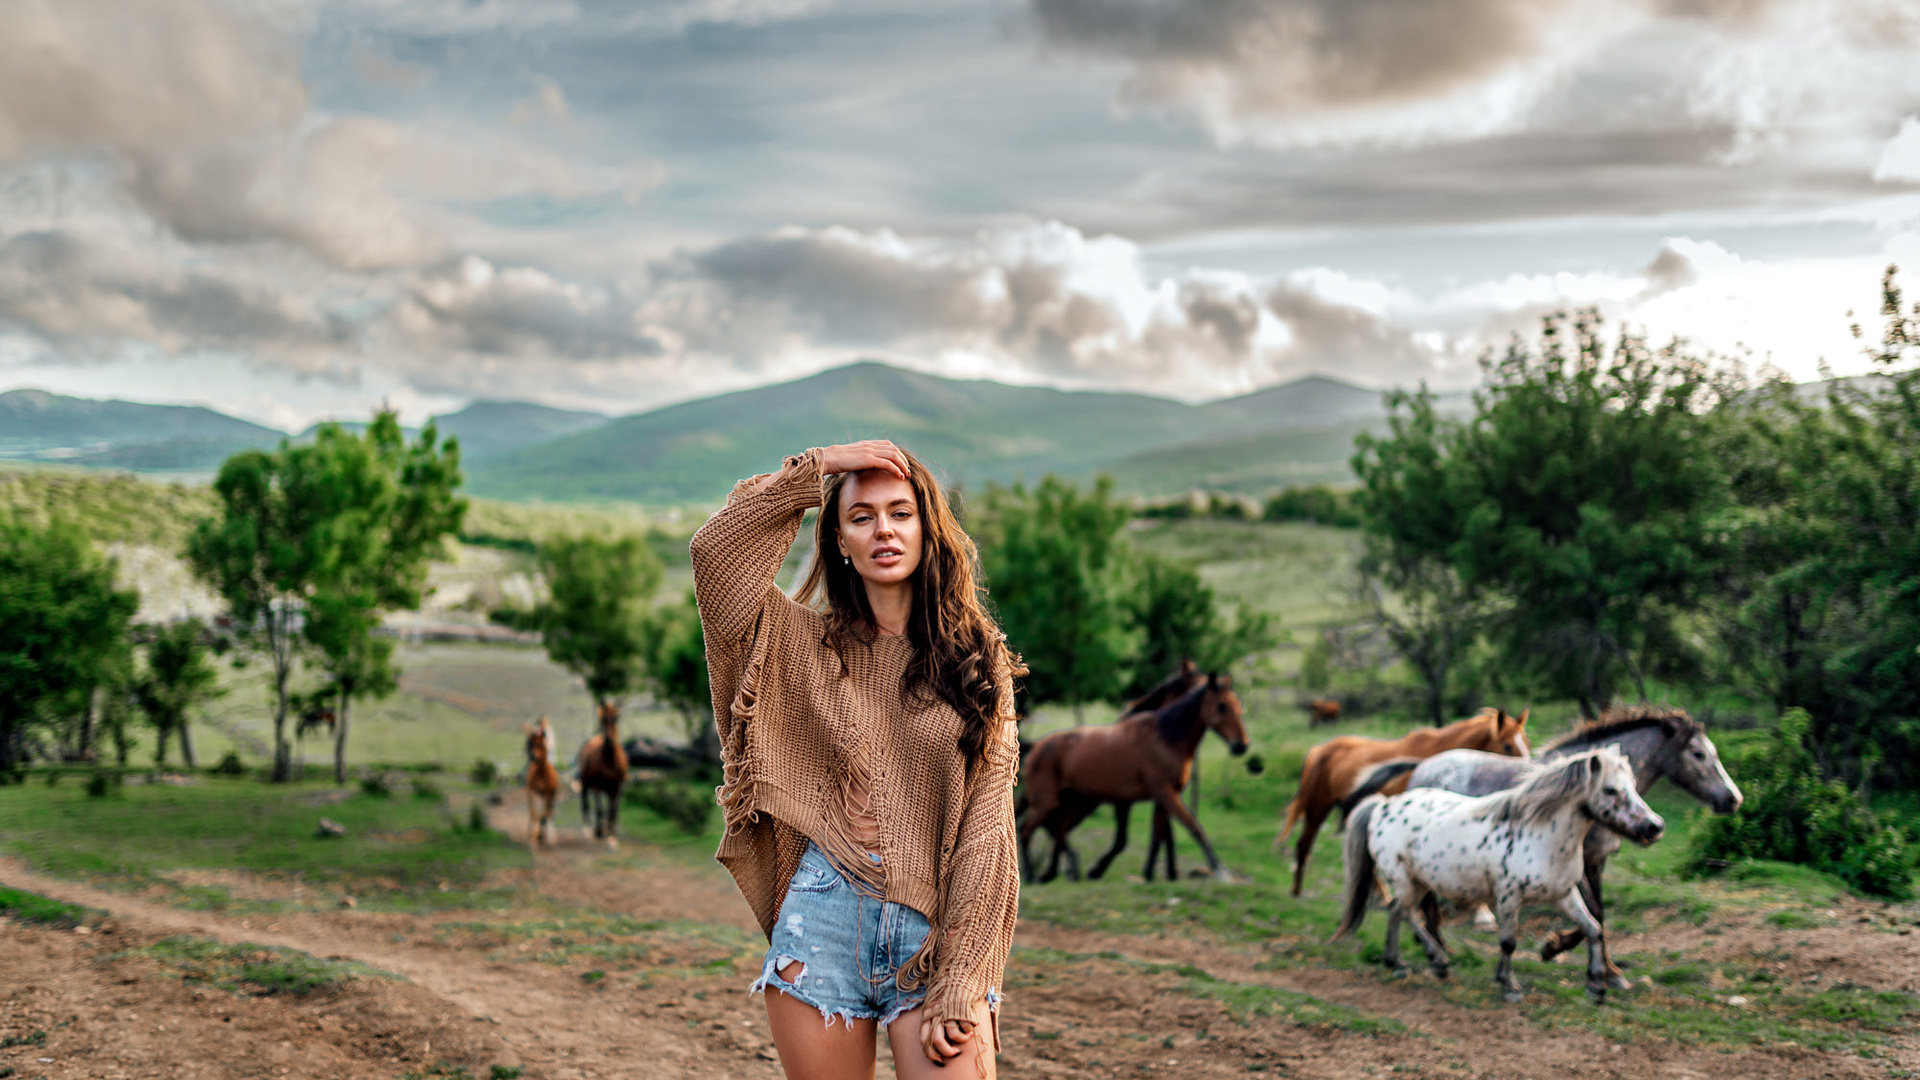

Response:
(919, 1016), (974, 1065)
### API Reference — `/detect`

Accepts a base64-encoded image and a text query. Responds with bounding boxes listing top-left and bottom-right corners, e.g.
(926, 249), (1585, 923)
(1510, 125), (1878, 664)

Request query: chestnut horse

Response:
(1275, 708), (1530, 896)
(1307, 698), (1342, 728)
(576, 702), (629, 849)
(1020, 672), (1249, 884)
(524, 716), (561, 848)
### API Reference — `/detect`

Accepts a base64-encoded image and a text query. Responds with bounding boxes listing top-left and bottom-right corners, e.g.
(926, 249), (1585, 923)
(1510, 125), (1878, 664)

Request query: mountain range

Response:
(1, 365), (1463, 502)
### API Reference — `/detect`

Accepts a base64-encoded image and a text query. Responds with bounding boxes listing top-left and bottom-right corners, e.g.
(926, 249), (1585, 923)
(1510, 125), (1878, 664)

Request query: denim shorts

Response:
(749, 841), (932, 1028)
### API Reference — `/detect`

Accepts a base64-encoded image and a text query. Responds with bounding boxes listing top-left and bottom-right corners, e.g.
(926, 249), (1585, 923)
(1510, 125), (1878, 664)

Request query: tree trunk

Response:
(179, 713), (197, 770)
(333, 686), (351, 786)
(0, 717), (15, 770)
(79, 685), (100, 762)
(270, 609), (293, 783)
(154, 722), (172, 767)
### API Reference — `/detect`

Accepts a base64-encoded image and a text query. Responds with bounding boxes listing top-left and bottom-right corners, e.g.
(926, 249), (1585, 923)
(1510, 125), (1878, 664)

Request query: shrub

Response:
(359, 773), (392, 798)
(211, 750), (246, 776)
(85, 769), (122, 799)
(411, 776), (443, 801)
(626, 778), (715, 835)
(470, 758), (500, 785)
(1686, 709), (1915, 900)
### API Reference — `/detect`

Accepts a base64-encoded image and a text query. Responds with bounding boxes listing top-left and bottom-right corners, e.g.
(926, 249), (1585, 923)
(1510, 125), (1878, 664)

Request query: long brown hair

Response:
(795, 448), (1023, 766)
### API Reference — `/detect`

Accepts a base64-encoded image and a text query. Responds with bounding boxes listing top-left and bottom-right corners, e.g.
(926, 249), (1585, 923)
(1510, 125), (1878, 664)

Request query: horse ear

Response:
(1181, 657), (1196, 675)
(1207, 671), (1220, 689)
(1587, 755), (1602, 776)
(1517, 707), (1530, 729)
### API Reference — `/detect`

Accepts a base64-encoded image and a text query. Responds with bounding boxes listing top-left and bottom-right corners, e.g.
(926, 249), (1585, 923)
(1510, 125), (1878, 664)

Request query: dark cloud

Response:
(393, 256), (670, 360)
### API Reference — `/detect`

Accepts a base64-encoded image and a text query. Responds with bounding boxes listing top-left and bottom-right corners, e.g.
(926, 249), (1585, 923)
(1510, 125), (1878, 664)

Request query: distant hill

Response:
(465, 361), (1431, 503)
(0, 389), (281, 468)
(429, 401), (610, 460)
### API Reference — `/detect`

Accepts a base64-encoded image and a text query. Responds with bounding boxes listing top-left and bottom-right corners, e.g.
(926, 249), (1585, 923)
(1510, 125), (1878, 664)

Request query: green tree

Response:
(1717, 266), (1920, 789)
(0, 519), (138, 768)
(644, 589), (716, 762)
(1354, 313), (1733, 716)
(534, 534), (664, 735)
(974, 476), (1136, 721)
(300, 414), (466, 784)
(1121, 551), (1274, 698)
(135, 619), (223, 768)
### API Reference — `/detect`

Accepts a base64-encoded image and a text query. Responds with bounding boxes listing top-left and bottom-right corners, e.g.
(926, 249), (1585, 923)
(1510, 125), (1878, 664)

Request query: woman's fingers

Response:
(819, 440), (910, 480)
(920, 1018), (962, 1063)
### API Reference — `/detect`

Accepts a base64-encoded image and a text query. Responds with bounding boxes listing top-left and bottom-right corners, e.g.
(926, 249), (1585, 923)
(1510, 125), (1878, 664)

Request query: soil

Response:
(3, 809), (1916, 1080)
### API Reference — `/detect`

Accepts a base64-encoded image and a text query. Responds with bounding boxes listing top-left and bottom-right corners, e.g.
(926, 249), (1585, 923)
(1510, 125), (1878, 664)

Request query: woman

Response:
(689, 440), (1024, 1079)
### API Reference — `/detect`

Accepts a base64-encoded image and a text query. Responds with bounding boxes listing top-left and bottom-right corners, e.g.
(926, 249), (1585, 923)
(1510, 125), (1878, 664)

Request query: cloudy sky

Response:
(3, 0), (1919, 430)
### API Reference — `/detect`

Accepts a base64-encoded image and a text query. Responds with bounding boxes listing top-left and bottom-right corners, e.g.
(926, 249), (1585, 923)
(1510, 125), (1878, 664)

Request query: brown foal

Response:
(577, 701), (630, 849)
(524, 716), (561, 848)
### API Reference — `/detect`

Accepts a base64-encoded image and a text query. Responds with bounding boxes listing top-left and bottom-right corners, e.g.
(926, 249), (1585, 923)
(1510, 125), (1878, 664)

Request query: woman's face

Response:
(835, 469), (923, 588)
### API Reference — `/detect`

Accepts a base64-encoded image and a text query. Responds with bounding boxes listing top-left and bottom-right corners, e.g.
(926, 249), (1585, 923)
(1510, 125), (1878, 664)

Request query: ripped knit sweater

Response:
(688, 448), (1022, 1035)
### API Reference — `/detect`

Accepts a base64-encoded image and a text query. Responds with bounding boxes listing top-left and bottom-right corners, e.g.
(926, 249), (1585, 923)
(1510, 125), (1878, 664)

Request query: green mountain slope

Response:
(0, 389), (281, 465)
(429, 400), (610, 460)
(465, 362), (1413, 503)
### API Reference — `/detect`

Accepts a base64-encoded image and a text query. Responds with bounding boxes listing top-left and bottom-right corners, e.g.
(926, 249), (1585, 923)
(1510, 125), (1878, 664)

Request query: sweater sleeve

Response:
(922, 659), (1023, 1040)
(689, 449), (823, 651)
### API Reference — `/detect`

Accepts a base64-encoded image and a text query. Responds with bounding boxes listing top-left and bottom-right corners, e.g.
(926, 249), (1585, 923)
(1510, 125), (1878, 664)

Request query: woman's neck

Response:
(863, 580), (912, 637)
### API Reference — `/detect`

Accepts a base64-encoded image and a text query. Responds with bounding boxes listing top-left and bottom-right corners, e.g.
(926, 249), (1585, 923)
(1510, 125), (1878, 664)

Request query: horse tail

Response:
(1340, 759), (1421, 819)
(1331, 797), (1382, 942)
(1274, 794), (1305, 848)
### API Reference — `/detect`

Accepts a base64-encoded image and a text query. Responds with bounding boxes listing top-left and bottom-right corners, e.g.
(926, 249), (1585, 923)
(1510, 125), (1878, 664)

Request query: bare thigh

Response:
(887, 999), (997, 1080)
(764, 960), (879, 1080)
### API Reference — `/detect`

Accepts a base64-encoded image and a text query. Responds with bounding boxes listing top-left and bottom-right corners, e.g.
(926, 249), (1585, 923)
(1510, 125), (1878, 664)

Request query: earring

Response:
(843, 555), (851, 566)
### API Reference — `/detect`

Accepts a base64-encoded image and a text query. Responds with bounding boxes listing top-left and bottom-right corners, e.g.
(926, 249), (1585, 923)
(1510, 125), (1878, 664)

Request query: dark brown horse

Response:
(576, 702), (629, 849)
(1020, 672), (1249, 884)
(1275, 708), (1531, 896)
(524, 716), (561, 848)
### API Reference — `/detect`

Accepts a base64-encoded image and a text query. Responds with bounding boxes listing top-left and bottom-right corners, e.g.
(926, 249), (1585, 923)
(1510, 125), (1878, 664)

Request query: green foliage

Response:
(643, 589), (713, 758)
(134, 619), (223, 768)
(975, 476), (1136, 711)
(1262, 484), (1362, 528)
(85, 769), (122, 798)
(210, 750), (246, 776)
(470, 758), (500, 785)
(625, 777), (715, 835)
(1353, 311), (1733, 714)
(0, 465), (218, 550)
(0, 517), (137, 768)
(1120, 551), (1274, 697)
(1687, 710), (1915, 899)
(533, 533), (664, 706)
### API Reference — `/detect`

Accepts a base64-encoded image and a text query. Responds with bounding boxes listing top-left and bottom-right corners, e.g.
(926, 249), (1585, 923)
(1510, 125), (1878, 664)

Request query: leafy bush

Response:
(1262, 484), (1362, 528)
(470, 758), (500, 785)
(85, 769), (123, 799)
(359, 773), (392, 798)
(626, 778), (715, 835)
(411, 776), (443, 801)
(1686, 709), (1915, 900)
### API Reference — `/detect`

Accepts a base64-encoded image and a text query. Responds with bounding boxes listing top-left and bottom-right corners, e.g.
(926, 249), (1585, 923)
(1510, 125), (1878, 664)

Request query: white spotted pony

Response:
(1332, 746), (1662, 1004)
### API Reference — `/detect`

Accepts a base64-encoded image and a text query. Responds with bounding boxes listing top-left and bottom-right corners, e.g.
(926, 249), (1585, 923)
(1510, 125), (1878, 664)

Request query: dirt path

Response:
(4, 820), (1917, 1080)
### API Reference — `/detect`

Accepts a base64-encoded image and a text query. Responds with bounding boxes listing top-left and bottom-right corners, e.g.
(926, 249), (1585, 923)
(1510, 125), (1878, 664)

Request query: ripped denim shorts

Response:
(749, 841), (931, 1029)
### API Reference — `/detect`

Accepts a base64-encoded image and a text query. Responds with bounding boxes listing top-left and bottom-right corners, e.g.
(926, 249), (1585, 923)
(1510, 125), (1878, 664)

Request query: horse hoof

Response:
(1503, 988), (1525, 1004)
(1607, 973), (1634, 992)
(1431, 965), (1450, 982)
(1386, 966), (1411, 981)
(1472, 909), (1498, 933)
(1586, 985), (1607, 1005)
(606, 837), (619, 851)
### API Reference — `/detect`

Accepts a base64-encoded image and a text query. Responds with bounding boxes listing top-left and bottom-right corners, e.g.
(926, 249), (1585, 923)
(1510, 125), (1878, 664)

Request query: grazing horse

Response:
(1343, 705), (1742, 988)
(524, 717), (561, 848)
(295, 704), (336, 740)
(576, 702), (629, 849)
(1019, 672), (1248, 884)
(1306, 698), (1342, 728)
(1015, 660), (1203, 820)
(1276, 708), (1531, 897)
(1334, 747), (1663, 1004)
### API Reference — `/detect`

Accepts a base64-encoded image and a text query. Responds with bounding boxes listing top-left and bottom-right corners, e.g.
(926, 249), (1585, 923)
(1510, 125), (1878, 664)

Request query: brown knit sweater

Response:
(689, 448), (1022, 1037)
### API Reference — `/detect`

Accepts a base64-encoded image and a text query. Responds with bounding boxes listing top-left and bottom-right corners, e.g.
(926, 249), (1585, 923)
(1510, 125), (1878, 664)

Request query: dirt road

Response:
(3, 818), (1917, 1080)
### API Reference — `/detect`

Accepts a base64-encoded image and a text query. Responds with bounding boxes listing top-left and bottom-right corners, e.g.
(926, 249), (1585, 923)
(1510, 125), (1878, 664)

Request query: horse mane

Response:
(1542, 704), (1701, 755)
(1153, 682), (1210, 747)
(1124, 662), (1199, 716)
(1477, 747), (1615, 825)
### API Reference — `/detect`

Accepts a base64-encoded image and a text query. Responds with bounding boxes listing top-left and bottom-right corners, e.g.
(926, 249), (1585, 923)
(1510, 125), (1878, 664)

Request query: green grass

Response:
(119, 936), (399, 995)
(0, 778), (530, 912)
(0, 884), (100, 928)
(436, 912), (761, 980)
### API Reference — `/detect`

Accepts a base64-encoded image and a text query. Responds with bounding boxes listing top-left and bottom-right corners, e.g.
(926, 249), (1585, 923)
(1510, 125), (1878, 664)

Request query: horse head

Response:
(524, 720), (551, 764)
(1659, 719), (1743, 815)
(1202, 672), (1249, 757)
(1579, 747), (1664, 845)
(596, 700), (621, 732)
(1487, 707), (1530, 758)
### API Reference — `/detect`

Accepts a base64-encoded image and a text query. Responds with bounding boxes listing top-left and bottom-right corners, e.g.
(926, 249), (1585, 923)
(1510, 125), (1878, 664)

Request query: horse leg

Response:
(1555, 886), (1608, 1004)
(1018, 814), (1040, 884)
(1495, 888), (1525, 1003)
(1584, 865), (1630, 991)
(1400, 887), (1450, 981)
(581, 784), (596, 839)
(1039, 820), (1066, 884)
(1291, 810), (1326, 897)
(1154, 786), (1227, 880)
(1383, 904), (1409, 979)
(1089, 802), (1132, 880)
(1143, 803), (1171, 881)
(1419, 893), (1450, 957)
(1062, 830), (1082, 882)
(605, 781), (622, 849)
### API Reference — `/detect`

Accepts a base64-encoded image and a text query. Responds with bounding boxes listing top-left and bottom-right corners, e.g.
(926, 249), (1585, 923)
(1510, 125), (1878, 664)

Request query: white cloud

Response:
(1874, 116), (1920, 183)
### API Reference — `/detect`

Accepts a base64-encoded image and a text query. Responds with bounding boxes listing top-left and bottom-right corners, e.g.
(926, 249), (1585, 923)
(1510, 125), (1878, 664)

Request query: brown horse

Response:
(1275, 708), (1531, 896)
(524, 716), (561, 848)
(1020, 672), (1249, 884)
(576, 702), (629, 849)
(1307, 698), (1342, 727)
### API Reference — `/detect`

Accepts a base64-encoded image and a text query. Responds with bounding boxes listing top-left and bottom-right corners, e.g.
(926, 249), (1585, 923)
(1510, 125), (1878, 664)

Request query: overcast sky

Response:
(3, 0), (1919, 430)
